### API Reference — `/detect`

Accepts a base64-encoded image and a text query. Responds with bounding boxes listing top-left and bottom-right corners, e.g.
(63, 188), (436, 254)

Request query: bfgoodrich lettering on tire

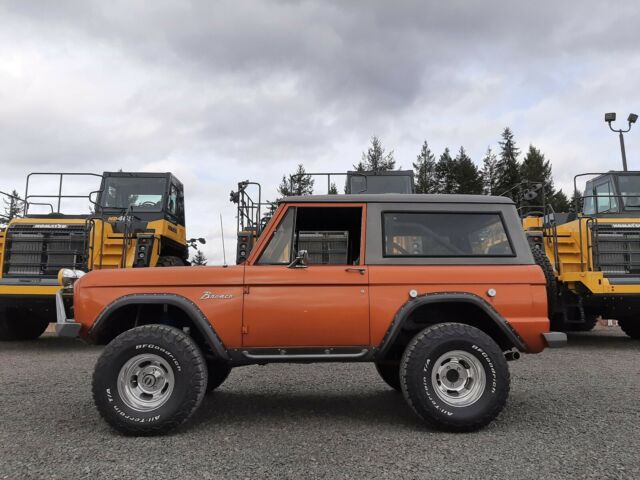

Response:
(399, 323), (510, 432)
(92, 324), (207, 435)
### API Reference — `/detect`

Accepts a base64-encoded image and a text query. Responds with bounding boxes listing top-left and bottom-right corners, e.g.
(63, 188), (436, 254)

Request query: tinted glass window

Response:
(99, 177), (167, 211)
(617, 175), (640, 209)
(594, 181), (618, 213)
(258, 208), (295, 264)
(383, 212), (513, 257)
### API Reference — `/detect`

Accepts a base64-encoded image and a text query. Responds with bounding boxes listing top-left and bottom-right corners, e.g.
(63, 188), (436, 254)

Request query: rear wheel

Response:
(400, 323), (510, 432)
(568, 314), (598, 332)
(375, 362), (401, 392)
(531, 245), (557, 316)
(618, 318), (640, 339)
(0, 308), (50, 341)
(156, 256), (186, 267)
(92, 324), (207, 435)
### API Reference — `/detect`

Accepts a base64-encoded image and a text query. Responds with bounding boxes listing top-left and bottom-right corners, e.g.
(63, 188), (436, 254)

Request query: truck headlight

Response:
(57, 269), (86, 288)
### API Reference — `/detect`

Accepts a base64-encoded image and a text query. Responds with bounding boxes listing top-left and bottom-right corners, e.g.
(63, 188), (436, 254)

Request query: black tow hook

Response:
(504, 351), (521, 361)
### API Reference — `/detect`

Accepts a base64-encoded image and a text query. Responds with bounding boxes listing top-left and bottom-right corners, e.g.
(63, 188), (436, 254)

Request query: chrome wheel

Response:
(117, 354), (175, 412)
(431, 350), (486, 407)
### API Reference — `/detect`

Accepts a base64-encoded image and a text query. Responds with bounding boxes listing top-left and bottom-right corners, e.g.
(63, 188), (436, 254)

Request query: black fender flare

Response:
(376, 292), (527, 357)
(88, 293), (230, 360)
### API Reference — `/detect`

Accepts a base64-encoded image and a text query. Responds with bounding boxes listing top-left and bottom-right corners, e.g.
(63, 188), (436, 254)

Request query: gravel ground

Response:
(0, 326), (638, 480)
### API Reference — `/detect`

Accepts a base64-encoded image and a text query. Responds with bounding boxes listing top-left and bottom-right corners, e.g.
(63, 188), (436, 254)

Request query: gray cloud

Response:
(1, 0), (639, 260)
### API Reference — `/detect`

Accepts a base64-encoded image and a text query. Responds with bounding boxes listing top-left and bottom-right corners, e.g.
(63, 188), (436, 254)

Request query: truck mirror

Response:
(288, 249), (309, 269)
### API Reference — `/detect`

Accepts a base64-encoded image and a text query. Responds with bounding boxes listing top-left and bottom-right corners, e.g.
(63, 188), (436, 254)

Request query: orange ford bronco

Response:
(57, 194), (565, 435)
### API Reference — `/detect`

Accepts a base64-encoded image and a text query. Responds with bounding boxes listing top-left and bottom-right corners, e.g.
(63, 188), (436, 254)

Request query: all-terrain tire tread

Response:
(92, 324), (207, 435)
(399, 322), (510, 432)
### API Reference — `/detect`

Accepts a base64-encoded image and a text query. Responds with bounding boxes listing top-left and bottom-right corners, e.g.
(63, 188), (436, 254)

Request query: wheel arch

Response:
(87, 294), (229, 360)
(376, 292), (527, 361)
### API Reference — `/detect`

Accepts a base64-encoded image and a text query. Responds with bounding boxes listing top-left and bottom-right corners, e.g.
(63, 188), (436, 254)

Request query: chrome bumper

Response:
(55, 289), (81, 338)
(543, 331), (567, 348)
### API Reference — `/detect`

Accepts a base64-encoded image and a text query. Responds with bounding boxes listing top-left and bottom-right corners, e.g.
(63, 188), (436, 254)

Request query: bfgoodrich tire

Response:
(400, 323), (510, 432)
(92, 325), (207, 435)
(375, 362), (401, 392)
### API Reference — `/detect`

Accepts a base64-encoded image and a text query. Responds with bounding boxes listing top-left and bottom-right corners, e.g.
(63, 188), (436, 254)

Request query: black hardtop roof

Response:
(283, 194), (514, 205)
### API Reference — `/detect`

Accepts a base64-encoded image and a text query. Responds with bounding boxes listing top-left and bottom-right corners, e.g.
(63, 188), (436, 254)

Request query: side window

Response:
(258, 208), (296, 264)
(168, 184), (178, 216)
(294, 207), (362, 265)
(257, 206), (363, 265)
(594, 181), (618, 213)
(383, 212), (513, 257)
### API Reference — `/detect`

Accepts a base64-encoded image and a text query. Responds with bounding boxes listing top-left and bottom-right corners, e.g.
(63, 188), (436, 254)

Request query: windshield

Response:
(99, 177), (167, 211)
(617, 175), (640, 210)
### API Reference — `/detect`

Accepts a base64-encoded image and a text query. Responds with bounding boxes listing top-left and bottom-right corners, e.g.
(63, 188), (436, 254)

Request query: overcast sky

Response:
(1, 0), (639, 262)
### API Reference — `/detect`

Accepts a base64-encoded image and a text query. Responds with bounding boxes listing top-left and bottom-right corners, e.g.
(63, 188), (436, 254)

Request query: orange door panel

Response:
(242, 266), (370, 347)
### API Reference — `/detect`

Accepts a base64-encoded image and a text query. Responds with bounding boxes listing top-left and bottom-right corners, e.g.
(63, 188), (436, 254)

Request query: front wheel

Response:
(0, 308), (50, 341)
(156, 256), (186, 267)
(400, 323), (510, 432)
(92, 325), (207, 435)
(618, 318), (640, 339)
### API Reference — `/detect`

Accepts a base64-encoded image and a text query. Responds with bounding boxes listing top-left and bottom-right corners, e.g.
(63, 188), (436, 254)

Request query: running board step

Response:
(241, 347), (370, 361)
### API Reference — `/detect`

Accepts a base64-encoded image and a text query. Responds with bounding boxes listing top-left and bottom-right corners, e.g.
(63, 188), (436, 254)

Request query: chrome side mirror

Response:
(288, 249), (309, 269)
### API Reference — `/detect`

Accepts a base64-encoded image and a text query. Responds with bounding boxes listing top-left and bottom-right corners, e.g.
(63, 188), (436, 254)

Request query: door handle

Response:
(345, 267), (366, 275)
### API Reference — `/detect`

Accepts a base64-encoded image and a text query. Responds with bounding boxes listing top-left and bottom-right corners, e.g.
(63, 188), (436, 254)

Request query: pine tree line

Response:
(412, 128), (571, 211)
(274, 129), (573, 211)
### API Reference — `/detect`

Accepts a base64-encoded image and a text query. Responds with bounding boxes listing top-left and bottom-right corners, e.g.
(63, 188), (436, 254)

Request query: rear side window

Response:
(383, 212), (513, 257)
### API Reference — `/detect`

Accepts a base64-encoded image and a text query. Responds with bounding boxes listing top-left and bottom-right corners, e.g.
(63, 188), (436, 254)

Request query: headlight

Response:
(57, 269), (86, 288)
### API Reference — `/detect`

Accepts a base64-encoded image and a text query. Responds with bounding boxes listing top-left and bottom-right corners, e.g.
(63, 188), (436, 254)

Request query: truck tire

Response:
(531, 245), (557, 316)
(92, 324), (207, 435)
(618, 318), (640, 339)
(569, 314), (598, 332)
(205, 360), (231, 393)
(156, 256), (186, 267)
(400, 323), (510, 432)
(374, 362), (401, 392)
(0, 309), (49, 341)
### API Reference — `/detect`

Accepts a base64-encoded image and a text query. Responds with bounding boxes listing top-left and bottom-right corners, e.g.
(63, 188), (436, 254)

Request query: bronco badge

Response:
(200, 291), (234, 300)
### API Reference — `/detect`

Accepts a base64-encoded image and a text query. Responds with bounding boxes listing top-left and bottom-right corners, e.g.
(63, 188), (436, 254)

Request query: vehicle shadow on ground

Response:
(0, 335), (99, 353)
(565, 331), (639, 350)
(192, 389), (418, 430)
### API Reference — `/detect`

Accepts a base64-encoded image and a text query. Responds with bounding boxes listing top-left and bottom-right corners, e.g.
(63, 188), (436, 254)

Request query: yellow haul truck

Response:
(523, 171), (640, 339)
(0, 171), (189, 340)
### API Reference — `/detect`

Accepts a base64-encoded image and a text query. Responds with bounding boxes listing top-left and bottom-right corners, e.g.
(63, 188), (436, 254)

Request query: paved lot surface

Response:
(0, 326), (638, 480)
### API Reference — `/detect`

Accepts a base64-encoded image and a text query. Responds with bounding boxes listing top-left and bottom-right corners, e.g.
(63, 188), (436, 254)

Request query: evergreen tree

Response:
(2, 189), (23, 222)
(354, 136), (395, 172)
(191, 249), (208, 266)
(520, 145), (555, 204)
(549, 190), (571, 212)
(494, 127), (521, 199)
(277, 164), (314, 197)
(481, 147), (498, 195)
(413, 140), (438, 193)
(570, 189), (583, 213)
(452, 147), (483, 194)
(328, 182), (338, 195)
(435, 148), (457, 193)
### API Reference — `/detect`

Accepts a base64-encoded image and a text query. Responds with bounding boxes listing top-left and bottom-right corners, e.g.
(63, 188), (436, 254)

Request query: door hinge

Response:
(242, 325), (249, 335)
